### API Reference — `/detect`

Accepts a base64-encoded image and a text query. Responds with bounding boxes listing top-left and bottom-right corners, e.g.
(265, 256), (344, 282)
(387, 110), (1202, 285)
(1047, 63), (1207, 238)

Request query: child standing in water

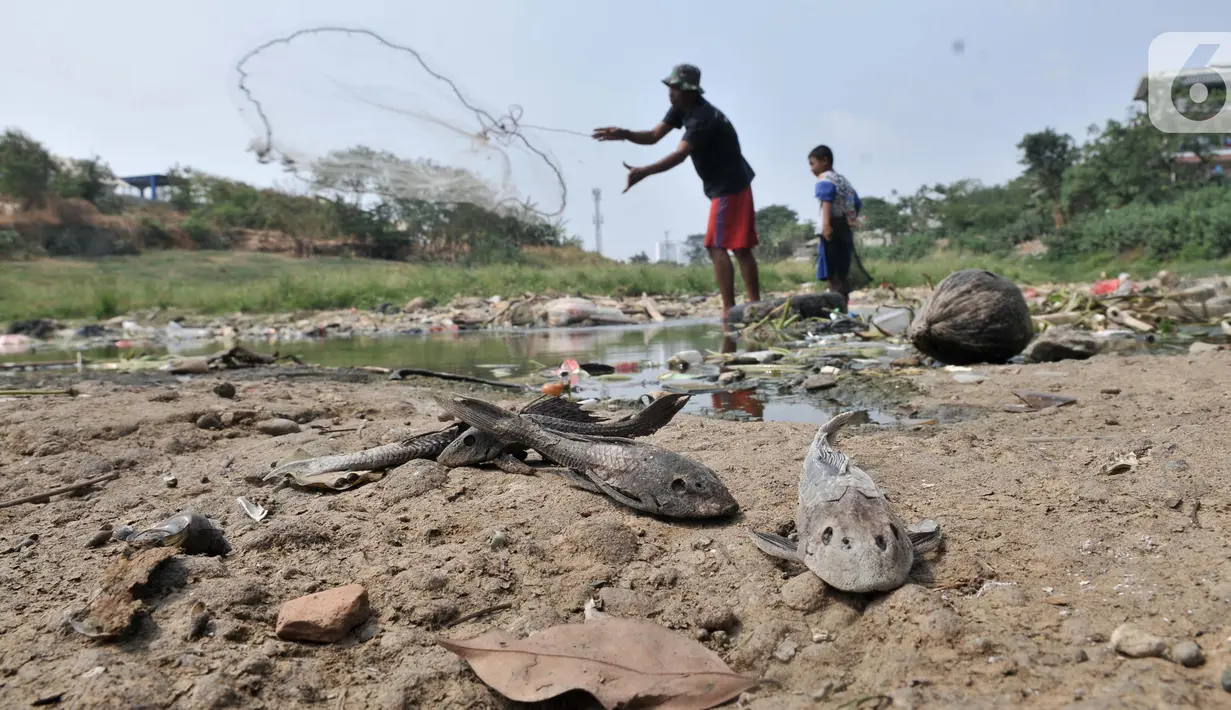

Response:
(809, 145), (872, 310)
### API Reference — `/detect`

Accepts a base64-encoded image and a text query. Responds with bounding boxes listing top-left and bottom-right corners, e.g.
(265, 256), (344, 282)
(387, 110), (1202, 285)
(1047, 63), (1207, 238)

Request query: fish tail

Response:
(635, 393), (691, 432)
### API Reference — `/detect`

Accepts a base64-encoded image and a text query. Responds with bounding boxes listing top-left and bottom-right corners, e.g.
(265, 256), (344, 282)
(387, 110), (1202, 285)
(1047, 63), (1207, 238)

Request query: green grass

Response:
(2, 250), (1229, 323)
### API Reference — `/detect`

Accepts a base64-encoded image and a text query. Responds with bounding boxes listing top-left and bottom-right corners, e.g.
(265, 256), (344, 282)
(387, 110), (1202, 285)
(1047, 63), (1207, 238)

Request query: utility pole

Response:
(591, 188), (603, 256)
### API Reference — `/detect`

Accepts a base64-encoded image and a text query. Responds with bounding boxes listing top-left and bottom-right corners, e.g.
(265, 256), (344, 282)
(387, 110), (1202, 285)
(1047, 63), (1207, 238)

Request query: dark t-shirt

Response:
(662, 100), (755, 199)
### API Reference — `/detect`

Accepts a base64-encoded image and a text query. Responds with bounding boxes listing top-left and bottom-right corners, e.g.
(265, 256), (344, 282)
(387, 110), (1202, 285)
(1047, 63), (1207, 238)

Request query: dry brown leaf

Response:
(437, 617), (758, 709)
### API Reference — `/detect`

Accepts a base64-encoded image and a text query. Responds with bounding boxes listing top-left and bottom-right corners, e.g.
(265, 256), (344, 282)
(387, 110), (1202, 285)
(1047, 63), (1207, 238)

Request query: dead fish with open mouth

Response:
(121, 509), (231, 556)
(436, 392), (691, 469)
(747, 411), (941, 593)
(435, 393), (739, 519)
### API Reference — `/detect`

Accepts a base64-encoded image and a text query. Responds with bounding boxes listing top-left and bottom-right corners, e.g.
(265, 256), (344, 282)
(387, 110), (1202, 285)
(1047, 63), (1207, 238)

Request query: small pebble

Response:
(163, 476), (178, 489)
(694, 628), (709, 641)
(256, 418), (301, 437)
(1111, 623), (1166, 658)
(488, 531), (508, 551)
(773, 638), (798, 663)
(1169, 640), (1204, 668)
(1100, 387), (1121, 395)
(710, 630), (728, 646)
(1221, 666), (1231, 692)
(213, 382), (237, 399)
(1165, 460), (1190, 473)
(196, 413), (224, 431)
(1105, 418), (1119, 426)
(1073, 648), (1088, 663)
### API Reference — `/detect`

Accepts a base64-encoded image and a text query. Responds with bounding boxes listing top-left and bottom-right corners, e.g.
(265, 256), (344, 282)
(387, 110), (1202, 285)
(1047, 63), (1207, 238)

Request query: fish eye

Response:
(463, 435), (476, 446)
(670, 478), (686, 493)
(821, 527), (833, 545)
(875, 535), (887, 551)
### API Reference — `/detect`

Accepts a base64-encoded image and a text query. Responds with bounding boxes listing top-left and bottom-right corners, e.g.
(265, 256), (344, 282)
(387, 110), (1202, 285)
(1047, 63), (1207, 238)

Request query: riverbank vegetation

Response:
(5, 249), (1230, 323)
(2, 98), (1230, 321)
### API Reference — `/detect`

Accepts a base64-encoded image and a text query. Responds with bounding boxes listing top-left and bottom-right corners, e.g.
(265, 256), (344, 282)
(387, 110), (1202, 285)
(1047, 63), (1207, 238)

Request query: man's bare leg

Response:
(709, 247), (737, 324)
(732, 248), (761, 304)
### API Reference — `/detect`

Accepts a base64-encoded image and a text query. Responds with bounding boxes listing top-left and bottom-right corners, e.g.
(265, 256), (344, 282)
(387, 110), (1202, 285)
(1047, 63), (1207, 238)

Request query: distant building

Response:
(653, 238), (682, 265)
(1132, 66), (1231, 172)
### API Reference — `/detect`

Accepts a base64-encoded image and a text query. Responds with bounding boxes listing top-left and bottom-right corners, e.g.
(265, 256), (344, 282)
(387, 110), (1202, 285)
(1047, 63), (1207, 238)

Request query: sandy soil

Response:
(0, 351), (1229, 710)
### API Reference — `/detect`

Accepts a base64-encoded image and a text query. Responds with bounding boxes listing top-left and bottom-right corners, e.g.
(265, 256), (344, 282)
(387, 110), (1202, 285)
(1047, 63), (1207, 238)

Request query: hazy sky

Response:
(2, 1), (1226, 259)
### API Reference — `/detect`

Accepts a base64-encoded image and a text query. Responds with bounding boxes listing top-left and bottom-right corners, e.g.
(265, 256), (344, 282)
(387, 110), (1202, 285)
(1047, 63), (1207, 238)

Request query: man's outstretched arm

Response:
(593, 122), (674, 145)
(623, 139), (691, 192)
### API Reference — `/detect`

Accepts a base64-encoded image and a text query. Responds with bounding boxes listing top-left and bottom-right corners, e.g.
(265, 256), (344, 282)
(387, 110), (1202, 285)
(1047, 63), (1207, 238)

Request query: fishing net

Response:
(231, 26), (581, 219)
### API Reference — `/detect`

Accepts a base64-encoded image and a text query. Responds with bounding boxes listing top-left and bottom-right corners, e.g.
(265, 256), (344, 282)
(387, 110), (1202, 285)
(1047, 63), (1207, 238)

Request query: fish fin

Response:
(539, 467), (602, 493)
(586, 472), (660, 515)
(437, 394), (536, 438)
(521, 394), (605, 423)
(908, 519), (943, 554)
(493, 454), (536, 476)
(626, 392), (691, 434)
(746, 531), (801, 561)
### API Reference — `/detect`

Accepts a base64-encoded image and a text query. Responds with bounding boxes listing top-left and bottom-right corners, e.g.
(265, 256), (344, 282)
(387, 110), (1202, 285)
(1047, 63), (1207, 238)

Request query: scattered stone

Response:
(275, 584), (370, 643)
(1111, 623), (1166, 658)
(1221, 666), (1231, 692)
(1024, 325), (1099, 363)
(1073, 648), (1088, 663)
(891, 356), (921, 368)
(1189, 341), (1221, 355)
(212, 382), (237, 399)
(802, 374), (837, 391)
(403, 296), (431, 312)
(781, 572), (826, 612)
(488, 531), (508, 551)
(163, 475), (178, 489)
(1169, 640), (1205, 668)
(196, 413), (224, 431)
(1165, 460), (1190, 473)
(220, 410), (257, 428)
(1100, 387), (1121, 395)
(773, 638), (798, 663)
(710, 630), (729, 646)
(256, 418), (300, 437)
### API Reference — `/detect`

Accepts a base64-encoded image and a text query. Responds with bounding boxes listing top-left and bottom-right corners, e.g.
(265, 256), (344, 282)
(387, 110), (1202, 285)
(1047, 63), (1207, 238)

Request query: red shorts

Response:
(705, 185), (759, 251)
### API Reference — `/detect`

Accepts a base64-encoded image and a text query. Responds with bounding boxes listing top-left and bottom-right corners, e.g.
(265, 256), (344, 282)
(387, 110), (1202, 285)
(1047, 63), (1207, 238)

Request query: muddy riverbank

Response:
(1, 346), (1229, 708)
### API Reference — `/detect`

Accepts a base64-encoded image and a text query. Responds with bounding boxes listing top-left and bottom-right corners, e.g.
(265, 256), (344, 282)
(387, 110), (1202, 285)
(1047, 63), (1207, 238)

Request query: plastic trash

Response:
(871, 307), (912, 336)
(590, 306), (637, 325)
(166, 322), (212, 340)
(544, 298), (596, 327)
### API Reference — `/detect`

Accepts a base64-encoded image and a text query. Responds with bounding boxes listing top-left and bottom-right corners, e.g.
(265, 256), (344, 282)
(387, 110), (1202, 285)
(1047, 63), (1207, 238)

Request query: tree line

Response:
(671, 109), (1230, 266)
(0, 131), (579, 263)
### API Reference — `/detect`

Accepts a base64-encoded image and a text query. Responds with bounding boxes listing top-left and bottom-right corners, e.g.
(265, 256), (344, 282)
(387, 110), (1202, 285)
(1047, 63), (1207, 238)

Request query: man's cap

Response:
(662, 64), (704, 94)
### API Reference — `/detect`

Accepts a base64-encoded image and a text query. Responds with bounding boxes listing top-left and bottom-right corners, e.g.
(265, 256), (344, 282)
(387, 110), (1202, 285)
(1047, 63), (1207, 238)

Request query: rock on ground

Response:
(275, 584), (370, 643)
(1110, 623), (1165, 658)
(1024, 325), (1099, 363)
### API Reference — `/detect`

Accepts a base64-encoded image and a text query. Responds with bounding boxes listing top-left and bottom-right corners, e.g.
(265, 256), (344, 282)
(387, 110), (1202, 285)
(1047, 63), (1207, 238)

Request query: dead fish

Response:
(263, 423), (463, 484)
(436, 393), (738, 519)
(747, 411), (941, 593)
(124, 509), (231, 556)
(437, 393), (690, 468)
